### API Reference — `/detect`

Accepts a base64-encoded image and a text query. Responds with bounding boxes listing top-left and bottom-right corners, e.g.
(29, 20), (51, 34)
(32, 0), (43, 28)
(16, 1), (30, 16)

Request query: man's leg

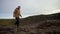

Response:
(16, 17), (19, 28)
(14, 17), (19, 34)
(16, 17), (20, 32)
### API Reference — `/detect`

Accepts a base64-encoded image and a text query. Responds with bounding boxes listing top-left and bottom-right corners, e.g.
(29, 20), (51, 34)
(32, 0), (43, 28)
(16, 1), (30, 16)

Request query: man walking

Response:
(13, 6), (22, 33)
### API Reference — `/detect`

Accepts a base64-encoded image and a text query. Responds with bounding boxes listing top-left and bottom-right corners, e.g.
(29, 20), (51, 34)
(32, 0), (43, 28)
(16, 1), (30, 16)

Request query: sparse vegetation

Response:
(0, 13), (60, 34)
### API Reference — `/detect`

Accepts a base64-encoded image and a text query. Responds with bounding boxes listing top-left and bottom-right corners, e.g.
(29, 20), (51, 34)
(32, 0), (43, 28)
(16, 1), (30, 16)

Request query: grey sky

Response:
(0, 0), (60, 19)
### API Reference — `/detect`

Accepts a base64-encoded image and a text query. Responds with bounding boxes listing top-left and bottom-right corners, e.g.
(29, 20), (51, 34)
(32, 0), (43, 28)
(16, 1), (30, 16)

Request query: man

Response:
(13, 6), (22, 28)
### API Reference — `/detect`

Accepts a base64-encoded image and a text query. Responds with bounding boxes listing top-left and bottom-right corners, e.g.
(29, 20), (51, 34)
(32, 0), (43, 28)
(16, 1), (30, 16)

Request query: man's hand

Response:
(21, 16), (22, 17)
(20, 15), (22, 17)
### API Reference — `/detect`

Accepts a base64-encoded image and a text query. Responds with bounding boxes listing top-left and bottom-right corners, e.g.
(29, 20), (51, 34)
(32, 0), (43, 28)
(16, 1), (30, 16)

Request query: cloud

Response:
(55, 0), (60, 9)
(0, 0), (60, 18)
(20, 0), (58, 15)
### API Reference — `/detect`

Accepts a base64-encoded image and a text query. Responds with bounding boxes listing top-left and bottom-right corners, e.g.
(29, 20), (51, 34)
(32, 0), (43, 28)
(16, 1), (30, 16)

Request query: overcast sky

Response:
(0, 0), (60, 19)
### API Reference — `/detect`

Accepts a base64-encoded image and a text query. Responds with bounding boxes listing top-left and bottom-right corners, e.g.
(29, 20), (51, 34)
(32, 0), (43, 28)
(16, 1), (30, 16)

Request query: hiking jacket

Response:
(13, 8), (21, 17)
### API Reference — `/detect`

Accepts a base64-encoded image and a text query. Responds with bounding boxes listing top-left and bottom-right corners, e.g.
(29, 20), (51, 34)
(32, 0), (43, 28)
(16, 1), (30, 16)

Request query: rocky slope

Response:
(0, 13), (60, 34)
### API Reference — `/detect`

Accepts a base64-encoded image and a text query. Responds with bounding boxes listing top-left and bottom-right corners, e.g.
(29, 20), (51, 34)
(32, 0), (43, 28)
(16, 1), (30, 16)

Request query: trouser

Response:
(15, 17), (20, 28)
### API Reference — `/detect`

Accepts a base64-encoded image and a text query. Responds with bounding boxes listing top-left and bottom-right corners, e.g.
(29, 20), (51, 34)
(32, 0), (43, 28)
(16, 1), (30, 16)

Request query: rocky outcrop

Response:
(19, 20), (60, 34)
